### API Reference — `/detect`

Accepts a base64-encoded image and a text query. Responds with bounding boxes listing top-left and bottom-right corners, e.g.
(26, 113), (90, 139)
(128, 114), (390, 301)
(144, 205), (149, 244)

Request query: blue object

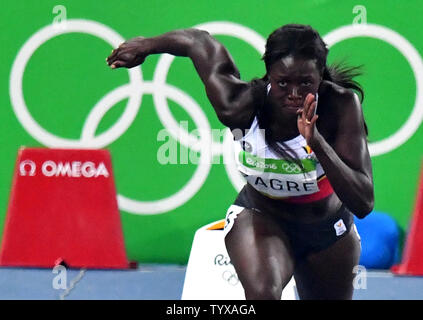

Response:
(354, 211), (400, 269)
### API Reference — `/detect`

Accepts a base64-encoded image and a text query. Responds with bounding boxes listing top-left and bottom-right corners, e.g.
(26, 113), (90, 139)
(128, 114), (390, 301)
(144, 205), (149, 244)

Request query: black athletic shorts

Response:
(224, 185), (359, 261)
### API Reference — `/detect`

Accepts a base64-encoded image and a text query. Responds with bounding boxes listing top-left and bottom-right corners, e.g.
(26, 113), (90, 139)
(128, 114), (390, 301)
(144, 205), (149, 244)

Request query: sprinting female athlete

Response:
(107, 24), (374, 300)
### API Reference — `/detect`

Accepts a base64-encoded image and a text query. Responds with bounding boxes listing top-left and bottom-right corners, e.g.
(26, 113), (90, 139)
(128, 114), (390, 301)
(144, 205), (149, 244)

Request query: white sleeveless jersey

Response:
(234, 116), (325, 199)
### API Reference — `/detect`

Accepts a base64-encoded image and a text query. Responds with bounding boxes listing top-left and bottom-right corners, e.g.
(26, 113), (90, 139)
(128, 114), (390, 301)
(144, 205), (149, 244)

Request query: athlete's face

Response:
(268, 55), (321, 115)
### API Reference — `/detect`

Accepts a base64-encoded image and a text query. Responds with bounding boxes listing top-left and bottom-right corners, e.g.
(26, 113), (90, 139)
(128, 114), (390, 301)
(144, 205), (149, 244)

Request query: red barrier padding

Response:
(0, 147), (129, 269)
(391, 161), (423, 275)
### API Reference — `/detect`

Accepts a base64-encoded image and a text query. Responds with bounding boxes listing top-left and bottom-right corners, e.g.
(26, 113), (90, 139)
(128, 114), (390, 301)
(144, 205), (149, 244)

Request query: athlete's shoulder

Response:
(226, 78), (264, 131)
(319, 80), (361, 112)
(319, 80), (356, 100)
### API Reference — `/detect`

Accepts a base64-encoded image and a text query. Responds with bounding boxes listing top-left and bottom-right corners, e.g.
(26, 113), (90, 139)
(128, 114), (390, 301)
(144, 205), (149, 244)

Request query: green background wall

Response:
(1, 0), (422, 264)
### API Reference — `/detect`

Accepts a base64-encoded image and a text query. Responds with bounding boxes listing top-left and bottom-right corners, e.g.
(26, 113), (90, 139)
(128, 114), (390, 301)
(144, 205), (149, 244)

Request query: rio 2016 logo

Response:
(9, 19), (423, 215)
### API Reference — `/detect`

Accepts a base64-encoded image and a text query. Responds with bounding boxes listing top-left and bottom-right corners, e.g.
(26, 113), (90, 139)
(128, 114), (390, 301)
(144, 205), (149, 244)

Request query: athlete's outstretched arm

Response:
(106, 29), (256, 129)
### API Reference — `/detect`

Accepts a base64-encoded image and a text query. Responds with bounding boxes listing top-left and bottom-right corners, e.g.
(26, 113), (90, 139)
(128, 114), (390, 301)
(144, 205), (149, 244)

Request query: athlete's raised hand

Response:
(106, 37), (149, 69)
(297, 93), (319, 145)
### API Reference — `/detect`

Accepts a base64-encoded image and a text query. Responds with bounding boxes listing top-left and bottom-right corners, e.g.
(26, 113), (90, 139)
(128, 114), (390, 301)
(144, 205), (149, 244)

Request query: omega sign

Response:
(19, 160), (109, 178)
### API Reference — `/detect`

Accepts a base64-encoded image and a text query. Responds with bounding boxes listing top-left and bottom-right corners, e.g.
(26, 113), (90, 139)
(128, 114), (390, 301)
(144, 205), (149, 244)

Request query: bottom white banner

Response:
(182, 219), (297, 300)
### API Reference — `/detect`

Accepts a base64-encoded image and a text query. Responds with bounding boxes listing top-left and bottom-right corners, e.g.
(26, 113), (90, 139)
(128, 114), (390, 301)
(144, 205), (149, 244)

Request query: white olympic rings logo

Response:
(281, 163), (302, 174)
(9, 20), (423, 215)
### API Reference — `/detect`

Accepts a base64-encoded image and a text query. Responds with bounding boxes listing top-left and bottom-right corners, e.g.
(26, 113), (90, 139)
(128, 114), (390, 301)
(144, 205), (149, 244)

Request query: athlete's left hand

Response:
(297, 93), (320, 146)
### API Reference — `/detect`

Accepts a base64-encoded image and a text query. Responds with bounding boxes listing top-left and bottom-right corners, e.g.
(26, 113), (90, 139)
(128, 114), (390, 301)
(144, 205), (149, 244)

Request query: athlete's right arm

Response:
(106, 29), (257, 129)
